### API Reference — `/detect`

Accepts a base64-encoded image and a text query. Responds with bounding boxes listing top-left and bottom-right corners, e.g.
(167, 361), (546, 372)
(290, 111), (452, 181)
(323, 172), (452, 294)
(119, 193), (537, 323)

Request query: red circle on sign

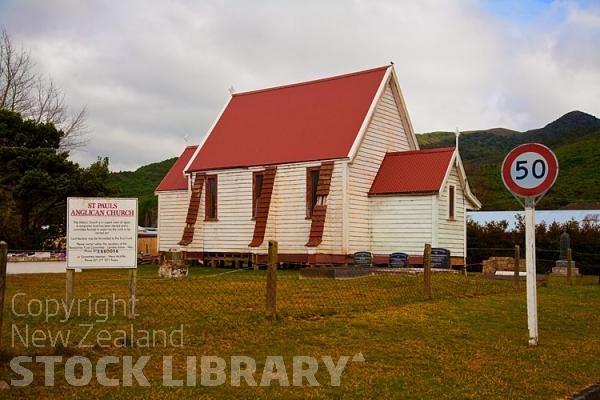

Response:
(502, 143), (559, 198)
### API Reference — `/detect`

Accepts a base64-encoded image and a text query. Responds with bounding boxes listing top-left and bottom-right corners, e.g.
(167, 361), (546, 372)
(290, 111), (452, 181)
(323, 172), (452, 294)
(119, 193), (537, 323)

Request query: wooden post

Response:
(423, 243), (432, 299)
(266, 240), (278, 320)
(514, 245), (520, 289)
(66, 268), (75, 312)
(0, 242), (7, 347)
(128, 269), (137, 319)
(566, 248), (573, 286)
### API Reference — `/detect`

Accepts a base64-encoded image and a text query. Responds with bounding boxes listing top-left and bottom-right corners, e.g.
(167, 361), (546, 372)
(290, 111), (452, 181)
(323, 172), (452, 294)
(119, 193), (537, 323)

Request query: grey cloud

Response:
(0, 0), (598, 170)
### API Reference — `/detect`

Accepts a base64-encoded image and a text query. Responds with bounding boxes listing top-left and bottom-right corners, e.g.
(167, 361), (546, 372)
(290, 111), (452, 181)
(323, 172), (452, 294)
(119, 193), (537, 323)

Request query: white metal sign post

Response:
(501, 143), (558, 346)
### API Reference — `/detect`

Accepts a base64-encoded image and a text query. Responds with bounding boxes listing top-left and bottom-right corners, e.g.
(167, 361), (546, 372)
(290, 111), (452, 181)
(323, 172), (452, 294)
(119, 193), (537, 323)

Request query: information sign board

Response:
(67, 198), (138, 269)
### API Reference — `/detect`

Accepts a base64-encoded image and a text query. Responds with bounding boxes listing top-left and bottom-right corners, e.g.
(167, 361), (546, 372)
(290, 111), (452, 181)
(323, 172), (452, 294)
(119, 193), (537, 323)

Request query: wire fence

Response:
(1, 265), (598, 400)
(2, 235), (599, 355)
(4, 254), (599, 353)
(2, 241), (599, 396)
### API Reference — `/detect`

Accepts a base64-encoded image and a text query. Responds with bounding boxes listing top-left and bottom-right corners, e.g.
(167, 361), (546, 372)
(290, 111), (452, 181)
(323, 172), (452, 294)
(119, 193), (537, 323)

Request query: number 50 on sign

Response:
(502, 143), (559, 200)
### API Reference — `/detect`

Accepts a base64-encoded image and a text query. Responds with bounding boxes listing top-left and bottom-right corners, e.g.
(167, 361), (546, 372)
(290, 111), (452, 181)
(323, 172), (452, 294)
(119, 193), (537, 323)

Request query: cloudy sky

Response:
(1, 0), (599, 171)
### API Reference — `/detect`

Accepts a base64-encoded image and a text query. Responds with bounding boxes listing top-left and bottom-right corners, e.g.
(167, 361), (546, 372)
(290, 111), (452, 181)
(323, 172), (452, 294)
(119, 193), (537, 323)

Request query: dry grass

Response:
(0, 266), (599, 399)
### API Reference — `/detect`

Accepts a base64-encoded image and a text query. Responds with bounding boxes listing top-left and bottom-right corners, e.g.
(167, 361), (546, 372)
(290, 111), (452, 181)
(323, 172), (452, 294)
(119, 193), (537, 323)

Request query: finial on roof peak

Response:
(455, 128), (460, 152)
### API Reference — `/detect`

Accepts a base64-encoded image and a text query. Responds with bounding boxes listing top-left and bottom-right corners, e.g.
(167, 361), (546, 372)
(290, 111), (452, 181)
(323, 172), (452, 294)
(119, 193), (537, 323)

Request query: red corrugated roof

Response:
(155, 145), (198, 191)
(187, 66), (389, 171)
(369, 148), (455, 195)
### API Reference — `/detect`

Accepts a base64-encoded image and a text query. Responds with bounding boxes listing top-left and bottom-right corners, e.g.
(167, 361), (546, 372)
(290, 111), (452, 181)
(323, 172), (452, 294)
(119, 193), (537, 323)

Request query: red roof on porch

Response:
(155, 145), (198, 191)
(369, 148), (455, 195)
(186, 66), (389, 171)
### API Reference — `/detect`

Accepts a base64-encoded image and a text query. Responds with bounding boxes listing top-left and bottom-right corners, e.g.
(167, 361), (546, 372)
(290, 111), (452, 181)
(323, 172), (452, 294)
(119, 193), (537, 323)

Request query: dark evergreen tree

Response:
(0, 109), (109, 249)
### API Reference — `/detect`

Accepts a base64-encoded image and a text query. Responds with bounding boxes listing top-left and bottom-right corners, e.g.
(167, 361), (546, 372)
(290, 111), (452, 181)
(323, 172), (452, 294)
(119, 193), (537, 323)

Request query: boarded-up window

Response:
(252, 171), (264, 219)
(306, 167), (320, 218)
(449, 185), (455, 220)
(205, 175), (218, 220)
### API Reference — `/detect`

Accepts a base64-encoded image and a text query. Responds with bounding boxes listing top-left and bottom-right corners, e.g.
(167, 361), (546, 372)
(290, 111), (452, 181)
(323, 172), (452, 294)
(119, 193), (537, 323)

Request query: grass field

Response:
(1, 266), (599, 399)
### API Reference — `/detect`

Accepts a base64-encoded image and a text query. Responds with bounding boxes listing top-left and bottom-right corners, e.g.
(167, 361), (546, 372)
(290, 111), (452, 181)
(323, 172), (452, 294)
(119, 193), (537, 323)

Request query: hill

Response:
(108, 157), (177, 226)
(417, 111), (600, 210)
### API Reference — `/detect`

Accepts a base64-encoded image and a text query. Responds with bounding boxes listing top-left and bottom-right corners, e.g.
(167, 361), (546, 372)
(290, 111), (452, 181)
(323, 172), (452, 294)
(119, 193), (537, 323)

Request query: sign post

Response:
(502, 143), (558, 346)
(524, 198), (538, 345)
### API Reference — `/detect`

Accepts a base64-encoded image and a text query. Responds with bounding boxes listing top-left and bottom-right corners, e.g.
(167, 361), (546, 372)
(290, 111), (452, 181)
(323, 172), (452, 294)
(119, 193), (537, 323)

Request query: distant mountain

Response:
(528, 111), (600, 144)
(108, 157), (177, 226)
(418, 111), (600, 210)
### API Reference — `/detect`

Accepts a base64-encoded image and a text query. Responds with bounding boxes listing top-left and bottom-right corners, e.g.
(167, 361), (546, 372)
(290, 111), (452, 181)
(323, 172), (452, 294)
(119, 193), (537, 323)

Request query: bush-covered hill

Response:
(417, 111), (600, 210)
(108, 157), (176, 226)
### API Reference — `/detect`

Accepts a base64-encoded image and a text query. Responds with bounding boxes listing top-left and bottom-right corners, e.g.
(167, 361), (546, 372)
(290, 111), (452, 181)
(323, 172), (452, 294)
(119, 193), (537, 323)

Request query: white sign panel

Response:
(67, 198), (138, 269)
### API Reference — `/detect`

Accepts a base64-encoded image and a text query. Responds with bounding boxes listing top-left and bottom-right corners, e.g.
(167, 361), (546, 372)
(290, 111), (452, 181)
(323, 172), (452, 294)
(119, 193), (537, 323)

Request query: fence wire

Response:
(4, 255), (600, 355)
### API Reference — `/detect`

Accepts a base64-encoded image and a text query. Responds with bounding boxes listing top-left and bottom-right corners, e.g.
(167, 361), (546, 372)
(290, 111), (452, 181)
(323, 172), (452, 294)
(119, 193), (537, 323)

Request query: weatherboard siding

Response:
(268, 161), (343, 253)
(436, 166), (466, 257)
(348, 82), (412, 252)
(185, 160), (344, 255)
(199, 169), (256, 253)
(267, 163), (309, 253)
(157, 190), (191, 252)
(180, 162), (466, 258)
(369, 196), (433, 255)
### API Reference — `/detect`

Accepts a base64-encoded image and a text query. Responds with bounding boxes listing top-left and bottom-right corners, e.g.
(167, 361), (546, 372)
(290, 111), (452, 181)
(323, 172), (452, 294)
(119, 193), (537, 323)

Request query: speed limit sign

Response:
(502, 143), (559, 200)
(501, 142), (559, 346)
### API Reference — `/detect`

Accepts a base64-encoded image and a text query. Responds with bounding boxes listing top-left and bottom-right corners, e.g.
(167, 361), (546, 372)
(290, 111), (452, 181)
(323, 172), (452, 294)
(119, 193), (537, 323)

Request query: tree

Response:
(0, 110), (109, 249)
(0, 28), (87, 149)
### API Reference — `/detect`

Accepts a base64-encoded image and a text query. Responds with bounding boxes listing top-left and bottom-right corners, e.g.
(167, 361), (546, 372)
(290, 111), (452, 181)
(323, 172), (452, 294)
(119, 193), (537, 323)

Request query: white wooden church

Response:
(155, 65), (481, 266)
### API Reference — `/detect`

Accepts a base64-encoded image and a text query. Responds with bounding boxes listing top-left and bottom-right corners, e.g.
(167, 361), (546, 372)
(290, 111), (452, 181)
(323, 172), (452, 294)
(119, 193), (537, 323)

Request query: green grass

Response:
(0, 267), (599, 399)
